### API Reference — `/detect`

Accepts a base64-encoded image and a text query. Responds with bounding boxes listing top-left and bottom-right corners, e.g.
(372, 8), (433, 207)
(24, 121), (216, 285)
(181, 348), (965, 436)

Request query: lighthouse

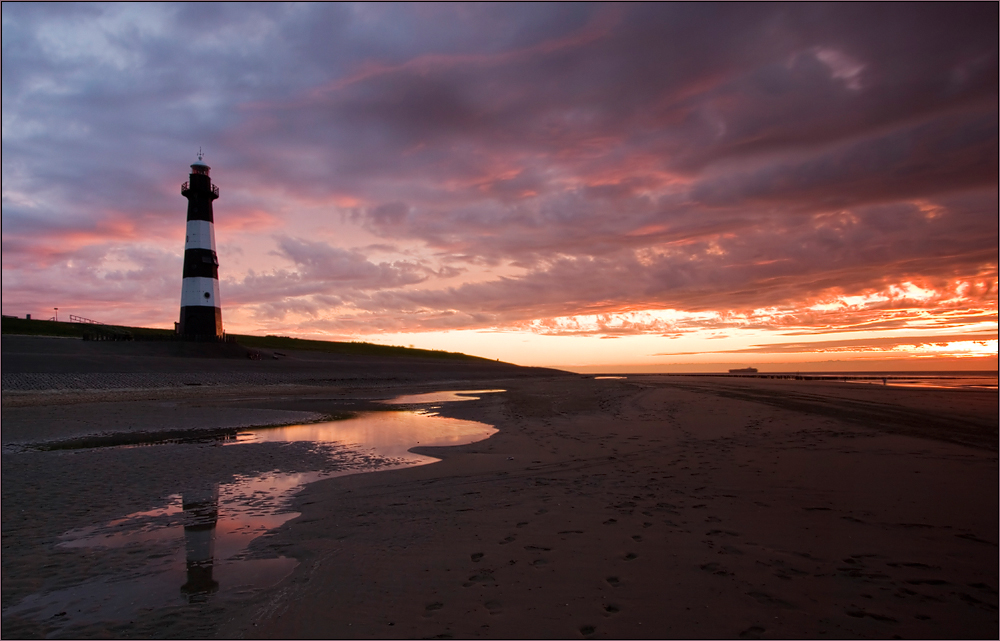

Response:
(178, 151), (223, 339)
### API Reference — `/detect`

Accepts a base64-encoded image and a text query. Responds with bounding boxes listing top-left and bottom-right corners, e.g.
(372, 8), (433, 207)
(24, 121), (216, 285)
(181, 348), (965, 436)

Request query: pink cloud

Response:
(2, 3), (996, 358)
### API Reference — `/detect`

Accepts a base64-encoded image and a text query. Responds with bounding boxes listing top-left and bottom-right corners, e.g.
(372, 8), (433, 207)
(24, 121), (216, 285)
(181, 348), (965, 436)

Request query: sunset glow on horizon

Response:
(2, 3), (997, 372)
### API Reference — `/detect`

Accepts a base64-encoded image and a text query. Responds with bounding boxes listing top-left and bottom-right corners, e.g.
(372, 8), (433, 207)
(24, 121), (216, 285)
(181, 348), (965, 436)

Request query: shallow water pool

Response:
(2, 390), (501, 636)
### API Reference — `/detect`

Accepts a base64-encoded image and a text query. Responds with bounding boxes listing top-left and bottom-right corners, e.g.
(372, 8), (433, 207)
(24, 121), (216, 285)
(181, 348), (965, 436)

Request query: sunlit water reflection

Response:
(843, 375), (998, 390)
(379, 388), (505, 405)
(3, 391), (500, 635)
(229, 407), (498, 462)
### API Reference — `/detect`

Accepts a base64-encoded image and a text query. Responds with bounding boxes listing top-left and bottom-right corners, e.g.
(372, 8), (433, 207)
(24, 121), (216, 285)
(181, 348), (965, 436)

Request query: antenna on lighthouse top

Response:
(192, 147), (209, 169)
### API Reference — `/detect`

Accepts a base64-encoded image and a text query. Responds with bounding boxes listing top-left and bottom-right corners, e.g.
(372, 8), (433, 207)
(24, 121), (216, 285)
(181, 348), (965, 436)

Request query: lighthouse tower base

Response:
(178, 306), (222, 339)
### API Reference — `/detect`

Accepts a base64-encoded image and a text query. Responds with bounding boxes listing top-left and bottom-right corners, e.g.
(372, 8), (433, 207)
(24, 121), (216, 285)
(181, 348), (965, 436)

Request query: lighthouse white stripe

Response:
(180, 277), (221, 307)
(185, 220), (216, 251)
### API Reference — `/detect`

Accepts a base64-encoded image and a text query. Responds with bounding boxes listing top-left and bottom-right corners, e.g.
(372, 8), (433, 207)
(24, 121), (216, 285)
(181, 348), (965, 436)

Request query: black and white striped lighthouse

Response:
(178, 151), (222, 339)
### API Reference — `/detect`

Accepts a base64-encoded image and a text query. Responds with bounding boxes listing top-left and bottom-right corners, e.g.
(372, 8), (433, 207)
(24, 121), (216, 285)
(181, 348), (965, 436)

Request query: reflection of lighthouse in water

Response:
(180, 486), (219, 601)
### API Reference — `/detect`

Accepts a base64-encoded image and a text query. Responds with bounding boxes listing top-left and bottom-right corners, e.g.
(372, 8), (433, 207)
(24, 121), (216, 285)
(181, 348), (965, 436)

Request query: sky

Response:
(2, 2), (997, 372)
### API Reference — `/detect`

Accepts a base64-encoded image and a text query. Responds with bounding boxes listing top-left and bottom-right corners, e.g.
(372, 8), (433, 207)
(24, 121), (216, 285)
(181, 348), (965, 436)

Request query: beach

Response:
(2, 337), (997, 638)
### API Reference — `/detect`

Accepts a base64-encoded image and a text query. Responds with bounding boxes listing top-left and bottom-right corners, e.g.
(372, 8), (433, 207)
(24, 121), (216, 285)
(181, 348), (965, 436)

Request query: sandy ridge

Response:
(2, 338), (996, 639)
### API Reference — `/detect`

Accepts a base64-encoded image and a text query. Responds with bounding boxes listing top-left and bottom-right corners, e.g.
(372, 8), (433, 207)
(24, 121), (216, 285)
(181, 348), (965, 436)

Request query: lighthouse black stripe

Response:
(184, 175), (217, 222)
(179, 306), (222, 337)
(186, 199), (215, 223)
(183, 248), (219, 279)
(182, 260), (219, 279)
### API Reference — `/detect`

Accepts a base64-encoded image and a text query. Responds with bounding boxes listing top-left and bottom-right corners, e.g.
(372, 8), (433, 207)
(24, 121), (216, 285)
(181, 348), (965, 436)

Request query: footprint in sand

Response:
(624, 552), (638, 561)
(631, 535), (643, 542)
(484, 600), (502, 614)
(603, 604), (620, 614)
(499, 536), (516, 544)
(845, 609), (897, 622)
(738, 625), (765, 639)
(747, 591), (794, 608)
(463, 571), (496, 587)
(606, 576), (620, 587)
(887, 562), (938, 569)
(700, 562), (733, 576)
(967, 582), (997, 594)
(904, 578), (949, 586)
(471, 552), (484, 562)
(426, 601), (444, 611)
(579, 624), (597, 637)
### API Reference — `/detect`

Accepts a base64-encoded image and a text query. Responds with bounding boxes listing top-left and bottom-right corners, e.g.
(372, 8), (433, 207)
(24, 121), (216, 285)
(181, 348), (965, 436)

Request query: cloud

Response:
(219, 237), (433, 320)
(1, 3), (996, 353)
(657, 333), (999, 357)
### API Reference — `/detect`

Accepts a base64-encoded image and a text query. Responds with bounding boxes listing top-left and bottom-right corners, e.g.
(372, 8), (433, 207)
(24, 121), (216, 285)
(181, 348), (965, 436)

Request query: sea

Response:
(641, 370), (998, 390)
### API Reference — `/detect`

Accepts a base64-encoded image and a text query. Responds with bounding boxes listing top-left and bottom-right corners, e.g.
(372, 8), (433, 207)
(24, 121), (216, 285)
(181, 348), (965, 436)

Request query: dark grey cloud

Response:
(1, 2), (996, 338)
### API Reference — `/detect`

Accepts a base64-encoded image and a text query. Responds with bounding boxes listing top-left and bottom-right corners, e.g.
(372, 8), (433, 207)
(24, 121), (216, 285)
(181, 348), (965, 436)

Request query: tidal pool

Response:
(842, 375), (999, 390)
(378, 388), (505, 405)
(2, 390), (501, 636)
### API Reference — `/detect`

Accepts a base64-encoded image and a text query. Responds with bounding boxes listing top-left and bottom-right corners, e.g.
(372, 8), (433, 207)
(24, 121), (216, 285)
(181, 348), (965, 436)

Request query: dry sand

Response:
(2, 337), (997, 639)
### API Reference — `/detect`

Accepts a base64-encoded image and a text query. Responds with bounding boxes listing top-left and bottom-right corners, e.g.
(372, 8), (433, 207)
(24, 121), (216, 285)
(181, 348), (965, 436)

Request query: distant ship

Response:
(729, 367), (758, 374)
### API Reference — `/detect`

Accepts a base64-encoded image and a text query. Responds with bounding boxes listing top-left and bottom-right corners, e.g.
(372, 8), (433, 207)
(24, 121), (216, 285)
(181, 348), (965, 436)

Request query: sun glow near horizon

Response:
(2, 4), (996, 371)
(205, 273), (996, 371)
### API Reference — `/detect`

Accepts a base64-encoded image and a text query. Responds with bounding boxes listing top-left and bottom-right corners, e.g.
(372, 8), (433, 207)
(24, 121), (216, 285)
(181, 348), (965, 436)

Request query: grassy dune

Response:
(1, 316), (487, 362)
(233, 334), (488, 361)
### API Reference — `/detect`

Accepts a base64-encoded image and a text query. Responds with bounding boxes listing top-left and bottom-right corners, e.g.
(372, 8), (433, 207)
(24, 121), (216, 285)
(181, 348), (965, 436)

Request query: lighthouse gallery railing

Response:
(181, 182), (219, 197)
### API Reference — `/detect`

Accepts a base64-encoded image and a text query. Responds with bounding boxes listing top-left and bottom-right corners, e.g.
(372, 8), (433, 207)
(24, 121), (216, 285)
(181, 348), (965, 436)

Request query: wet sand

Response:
(221, 376), (997, 640)
(2, 338), (997, 638)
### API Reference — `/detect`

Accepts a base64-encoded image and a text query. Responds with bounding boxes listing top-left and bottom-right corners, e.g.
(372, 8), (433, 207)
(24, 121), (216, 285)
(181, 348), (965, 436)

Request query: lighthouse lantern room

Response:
(178, 151), (223, 338)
